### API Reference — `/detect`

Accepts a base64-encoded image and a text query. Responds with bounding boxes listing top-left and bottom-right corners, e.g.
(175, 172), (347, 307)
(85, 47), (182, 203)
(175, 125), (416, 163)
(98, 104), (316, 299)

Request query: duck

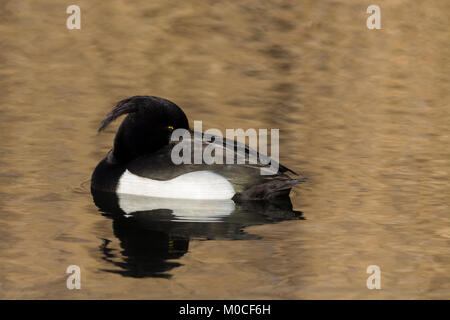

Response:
(91, 95), (306, 202)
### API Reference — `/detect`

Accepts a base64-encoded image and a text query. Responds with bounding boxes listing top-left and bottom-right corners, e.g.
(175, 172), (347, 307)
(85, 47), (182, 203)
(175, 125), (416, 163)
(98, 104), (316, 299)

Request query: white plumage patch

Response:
(116, 170), (235, 200)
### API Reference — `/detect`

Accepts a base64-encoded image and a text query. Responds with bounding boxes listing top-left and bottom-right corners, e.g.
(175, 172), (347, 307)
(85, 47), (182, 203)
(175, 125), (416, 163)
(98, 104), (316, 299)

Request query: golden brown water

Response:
(0, 0), (449, 299)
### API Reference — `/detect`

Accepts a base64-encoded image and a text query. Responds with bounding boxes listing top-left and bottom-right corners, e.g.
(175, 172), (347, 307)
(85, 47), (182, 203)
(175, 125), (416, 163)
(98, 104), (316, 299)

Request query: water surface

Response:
(0, 0), (449, 299)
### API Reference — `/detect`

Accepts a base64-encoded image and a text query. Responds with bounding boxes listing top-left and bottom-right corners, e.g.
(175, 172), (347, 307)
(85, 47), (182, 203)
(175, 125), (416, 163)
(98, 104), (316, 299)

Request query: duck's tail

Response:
(232, 177), (307, 201)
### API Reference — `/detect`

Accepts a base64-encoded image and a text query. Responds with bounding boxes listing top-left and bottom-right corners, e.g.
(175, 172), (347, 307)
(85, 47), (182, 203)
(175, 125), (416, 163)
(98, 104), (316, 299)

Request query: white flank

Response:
(116, 170), (235, 200)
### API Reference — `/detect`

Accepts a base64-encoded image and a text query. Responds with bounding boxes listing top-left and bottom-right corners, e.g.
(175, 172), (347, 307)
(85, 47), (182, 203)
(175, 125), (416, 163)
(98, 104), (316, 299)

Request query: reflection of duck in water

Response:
(92, 190), (303, 278)
(90, 95), (306, 278)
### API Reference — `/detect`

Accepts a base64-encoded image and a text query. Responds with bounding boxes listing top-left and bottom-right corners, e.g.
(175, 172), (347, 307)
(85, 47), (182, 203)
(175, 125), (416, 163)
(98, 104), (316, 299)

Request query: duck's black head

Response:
(99, 96), (189, 163)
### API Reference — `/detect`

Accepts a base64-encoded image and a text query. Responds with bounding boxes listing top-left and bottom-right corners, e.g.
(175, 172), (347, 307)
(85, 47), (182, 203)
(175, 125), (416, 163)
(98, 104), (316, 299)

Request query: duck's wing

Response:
(201, 131), (297, 175)
(125, 131), (305, 198)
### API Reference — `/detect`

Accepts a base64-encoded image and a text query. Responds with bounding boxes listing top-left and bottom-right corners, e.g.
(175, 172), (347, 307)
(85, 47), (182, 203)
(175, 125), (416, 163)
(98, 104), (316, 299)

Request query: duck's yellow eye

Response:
(168, 126), (174, 130)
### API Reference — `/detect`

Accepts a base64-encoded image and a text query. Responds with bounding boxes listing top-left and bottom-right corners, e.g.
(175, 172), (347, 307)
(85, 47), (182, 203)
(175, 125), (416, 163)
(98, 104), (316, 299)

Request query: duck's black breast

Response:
(91, 151), (127, 193)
